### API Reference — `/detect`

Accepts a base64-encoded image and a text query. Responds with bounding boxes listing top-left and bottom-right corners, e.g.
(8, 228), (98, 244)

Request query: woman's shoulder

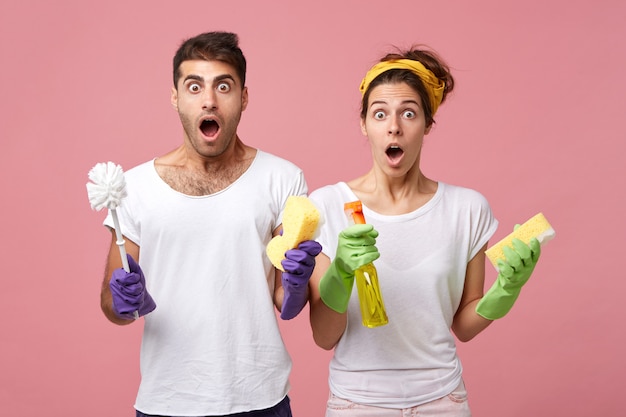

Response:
(441, 182), (491, 207)
(309, 182), (353, 200)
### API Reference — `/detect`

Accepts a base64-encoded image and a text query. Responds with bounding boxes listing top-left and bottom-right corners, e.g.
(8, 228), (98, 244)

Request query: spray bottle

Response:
(344, 201), (388, 328)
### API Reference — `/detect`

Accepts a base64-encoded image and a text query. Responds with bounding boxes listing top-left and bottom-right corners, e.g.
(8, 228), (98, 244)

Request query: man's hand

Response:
(110, 254), (156, 320)
(280, 240), (322, 320)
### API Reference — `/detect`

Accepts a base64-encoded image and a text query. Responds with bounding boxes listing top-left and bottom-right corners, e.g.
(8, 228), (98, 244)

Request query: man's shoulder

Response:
(255, 149), (302, 171)
(122, 160), (157, 186)
(125, 159), (154, 174)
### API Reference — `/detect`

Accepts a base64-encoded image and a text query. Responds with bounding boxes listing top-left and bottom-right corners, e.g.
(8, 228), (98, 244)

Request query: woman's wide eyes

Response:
(373, 110), (416, 119)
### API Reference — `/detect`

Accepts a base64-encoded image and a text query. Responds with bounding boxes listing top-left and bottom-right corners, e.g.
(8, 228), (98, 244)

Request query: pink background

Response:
(1, 1), (624, 416)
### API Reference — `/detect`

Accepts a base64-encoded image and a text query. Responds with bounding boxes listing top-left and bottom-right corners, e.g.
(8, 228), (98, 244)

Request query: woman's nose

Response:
(388, 117), (401, 135)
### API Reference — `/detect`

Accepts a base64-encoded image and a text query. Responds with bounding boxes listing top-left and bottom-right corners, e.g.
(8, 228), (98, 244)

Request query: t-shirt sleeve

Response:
(468, 191), (498, 261)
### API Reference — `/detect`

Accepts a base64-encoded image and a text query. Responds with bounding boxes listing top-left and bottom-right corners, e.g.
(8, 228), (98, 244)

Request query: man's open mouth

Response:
(200, 118), (219, 137)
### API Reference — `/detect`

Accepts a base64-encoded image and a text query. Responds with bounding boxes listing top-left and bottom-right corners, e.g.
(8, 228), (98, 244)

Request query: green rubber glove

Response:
(476, 237), (541, 320)
(319, 224), (380, 313)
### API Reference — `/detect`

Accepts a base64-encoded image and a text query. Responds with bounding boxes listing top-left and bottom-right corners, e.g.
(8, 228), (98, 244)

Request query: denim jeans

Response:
(136, 395), (292, 417)
(325, 380), (471, 417)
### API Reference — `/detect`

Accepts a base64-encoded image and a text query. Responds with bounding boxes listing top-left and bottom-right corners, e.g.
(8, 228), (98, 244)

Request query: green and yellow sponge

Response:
(486, 212), (555, 269)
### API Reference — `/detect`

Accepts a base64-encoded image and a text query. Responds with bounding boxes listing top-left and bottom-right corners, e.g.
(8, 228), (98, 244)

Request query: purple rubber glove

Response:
(110, 254), (156, 320)
(280, 240), (322, 320)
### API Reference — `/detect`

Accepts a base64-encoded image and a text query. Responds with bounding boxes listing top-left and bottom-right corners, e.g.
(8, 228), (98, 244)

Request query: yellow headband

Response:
(359, 59), (445, 116)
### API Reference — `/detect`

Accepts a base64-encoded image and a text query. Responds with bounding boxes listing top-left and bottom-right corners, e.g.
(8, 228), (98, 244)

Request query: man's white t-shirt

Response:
(104, 151), (307, 415)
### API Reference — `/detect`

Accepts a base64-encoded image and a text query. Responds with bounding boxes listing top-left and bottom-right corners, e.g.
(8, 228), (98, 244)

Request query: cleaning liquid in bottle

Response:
(344, 201), (388, 328)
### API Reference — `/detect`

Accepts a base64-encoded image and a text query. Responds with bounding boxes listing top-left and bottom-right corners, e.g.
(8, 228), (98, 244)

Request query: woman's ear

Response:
(360, 118), (368, 136)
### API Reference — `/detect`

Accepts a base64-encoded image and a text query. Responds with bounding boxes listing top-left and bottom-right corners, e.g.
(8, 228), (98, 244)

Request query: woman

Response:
(307, 46), (541, 416)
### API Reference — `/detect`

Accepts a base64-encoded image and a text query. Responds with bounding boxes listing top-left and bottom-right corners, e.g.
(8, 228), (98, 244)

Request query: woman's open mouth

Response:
(386, 145), (404, 163)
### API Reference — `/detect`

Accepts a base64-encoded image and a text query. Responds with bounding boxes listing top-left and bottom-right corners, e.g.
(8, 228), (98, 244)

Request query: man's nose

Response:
(202, 89), (218, 110)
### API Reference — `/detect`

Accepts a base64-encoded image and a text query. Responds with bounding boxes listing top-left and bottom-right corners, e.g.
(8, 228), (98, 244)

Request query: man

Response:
(100, 31), (320, 417)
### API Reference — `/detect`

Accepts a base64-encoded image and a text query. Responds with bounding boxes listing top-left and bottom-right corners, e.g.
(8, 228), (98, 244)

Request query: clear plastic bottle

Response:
(344, 201), (388, 328)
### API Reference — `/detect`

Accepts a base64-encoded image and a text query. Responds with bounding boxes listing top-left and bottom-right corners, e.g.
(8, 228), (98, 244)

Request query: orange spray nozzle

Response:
(344, 200), (366, 225)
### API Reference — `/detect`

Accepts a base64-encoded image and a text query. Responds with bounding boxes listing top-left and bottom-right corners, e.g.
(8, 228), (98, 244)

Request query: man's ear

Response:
(241, 86), (249, 111)
(170, 87), (178, 111)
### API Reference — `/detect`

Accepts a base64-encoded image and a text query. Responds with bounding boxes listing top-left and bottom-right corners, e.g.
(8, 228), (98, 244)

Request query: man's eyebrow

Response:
(214, 74), (236, 84)
(183, 74), (236, 84)
(183, 74), (204, 83)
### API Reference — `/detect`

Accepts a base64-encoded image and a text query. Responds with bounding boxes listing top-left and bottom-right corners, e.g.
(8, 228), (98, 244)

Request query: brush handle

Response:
(111, 209), (130, 272)
(111, 208), (138, 319)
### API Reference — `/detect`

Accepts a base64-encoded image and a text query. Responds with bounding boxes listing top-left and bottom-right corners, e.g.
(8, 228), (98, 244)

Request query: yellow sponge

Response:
(267, 196), (320, 271)
(486, 212), (555, 269)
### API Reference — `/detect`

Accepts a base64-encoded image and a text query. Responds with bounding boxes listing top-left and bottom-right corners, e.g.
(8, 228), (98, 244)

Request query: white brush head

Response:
(86, 161), (128, 211)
